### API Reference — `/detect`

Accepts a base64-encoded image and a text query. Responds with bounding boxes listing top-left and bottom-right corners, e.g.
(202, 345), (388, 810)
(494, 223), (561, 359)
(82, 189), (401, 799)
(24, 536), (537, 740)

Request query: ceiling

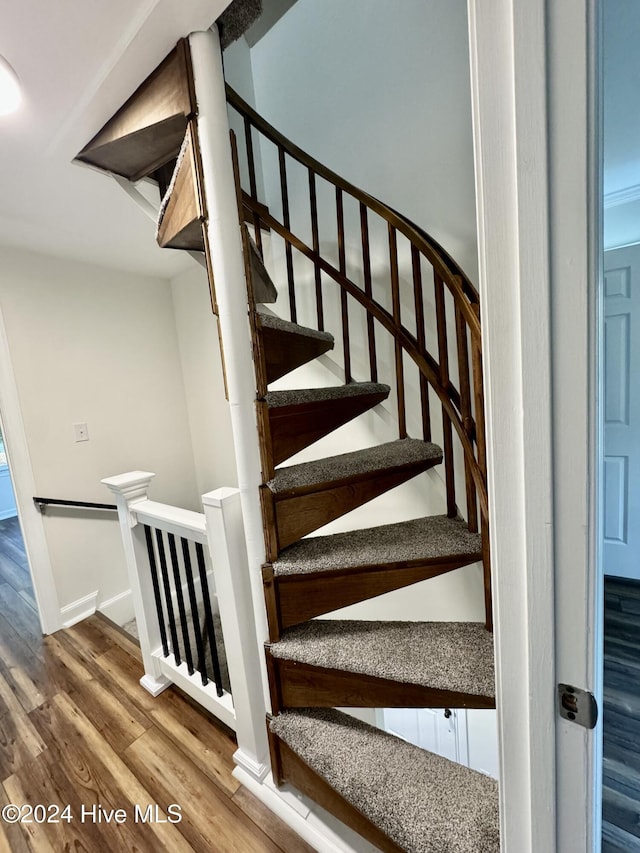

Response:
(0, 0), (230, 279)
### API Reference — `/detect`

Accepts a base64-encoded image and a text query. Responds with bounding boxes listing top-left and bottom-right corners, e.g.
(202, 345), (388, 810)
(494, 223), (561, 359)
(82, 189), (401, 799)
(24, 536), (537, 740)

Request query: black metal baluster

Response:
(143, 525), (168, 657)
(155, 528), (181, 666)
(195, 543), (224, 697)
(181, 537), (209, 686)
(167, 533), (194, 676)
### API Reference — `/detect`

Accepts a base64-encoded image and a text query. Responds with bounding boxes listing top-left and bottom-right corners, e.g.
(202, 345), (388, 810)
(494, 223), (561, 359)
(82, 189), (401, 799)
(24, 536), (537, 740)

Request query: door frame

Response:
(0, 305), (61, 634)
(467, 0), (601, 850)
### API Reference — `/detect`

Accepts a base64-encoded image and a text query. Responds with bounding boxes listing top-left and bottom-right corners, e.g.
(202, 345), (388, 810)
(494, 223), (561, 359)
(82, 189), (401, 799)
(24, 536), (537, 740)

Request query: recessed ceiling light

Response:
(0, 55), (21, 116)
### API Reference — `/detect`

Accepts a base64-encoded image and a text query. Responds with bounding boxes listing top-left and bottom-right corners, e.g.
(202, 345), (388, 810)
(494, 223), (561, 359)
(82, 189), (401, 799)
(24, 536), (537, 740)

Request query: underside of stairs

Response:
(75, 32), (497, 853)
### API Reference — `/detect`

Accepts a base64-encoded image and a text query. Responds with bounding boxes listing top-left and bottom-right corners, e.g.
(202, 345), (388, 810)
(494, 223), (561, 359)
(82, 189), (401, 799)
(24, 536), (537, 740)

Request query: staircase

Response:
(76, 31), (498, 853)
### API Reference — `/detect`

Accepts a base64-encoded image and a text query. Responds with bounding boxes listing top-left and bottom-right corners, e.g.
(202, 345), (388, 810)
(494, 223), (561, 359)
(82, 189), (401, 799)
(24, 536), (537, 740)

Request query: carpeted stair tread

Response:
(258, 311), (334, 343)
(272, 514), (481, 576)
(269, 620), (494, 698)
(269, 708), (499, 853)
(268, 438), (441, 494)
(265, 382), (390, 409)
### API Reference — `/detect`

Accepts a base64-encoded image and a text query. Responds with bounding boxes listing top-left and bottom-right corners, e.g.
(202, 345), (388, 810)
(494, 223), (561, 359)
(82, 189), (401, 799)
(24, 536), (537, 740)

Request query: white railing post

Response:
(202, 487), (269, 781)
(101, 471), (170, 696)
(189, 30), (271, 714)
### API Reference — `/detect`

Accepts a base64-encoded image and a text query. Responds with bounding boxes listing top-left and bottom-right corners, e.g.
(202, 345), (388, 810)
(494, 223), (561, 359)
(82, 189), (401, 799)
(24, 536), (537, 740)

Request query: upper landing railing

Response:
(226, 85), (490, 625)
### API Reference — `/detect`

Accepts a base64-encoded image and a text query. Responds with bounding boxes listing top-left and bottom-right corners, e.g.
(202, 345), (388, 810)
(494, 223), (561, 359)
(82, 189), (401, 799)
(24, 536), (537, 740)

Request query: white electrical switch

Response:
(74, 423), (89, 442)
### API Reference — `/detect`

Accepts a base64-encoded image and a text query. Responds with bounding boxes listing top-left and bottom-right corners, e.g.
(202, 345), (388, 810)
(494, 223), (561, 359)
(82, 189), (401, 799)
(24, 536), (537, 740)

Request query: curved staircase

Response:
(76, 34), (499, 853)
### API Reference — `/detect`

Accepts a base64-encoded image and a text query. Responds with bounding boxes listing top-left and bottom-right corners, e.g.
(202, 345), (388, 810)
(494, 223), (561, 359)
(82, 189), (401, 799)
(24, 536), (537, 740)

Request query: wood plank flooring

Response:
(0, 516), (314, 853)
(603, 576), (640, 853)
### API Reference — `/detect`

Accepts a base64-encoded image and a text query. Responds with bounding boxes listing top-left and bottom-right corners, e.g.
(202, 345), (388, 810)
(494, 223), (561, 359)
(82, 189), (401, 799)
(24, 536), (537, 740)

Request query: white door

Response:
(381, 707), (460, 762)
(604, 245), (640, 579)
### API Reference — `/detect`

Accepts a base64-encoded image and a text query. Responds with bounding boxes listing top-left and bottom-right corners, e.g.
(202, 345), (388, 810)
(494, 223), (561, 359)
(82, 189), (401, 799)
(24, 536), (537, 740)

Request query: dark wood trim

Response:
(262, 565), (283, 644)
(156, 122), (204, 250)
(76, 40), (195, 181)
(266, 718), (285, 787)
(260, 486), (280, 562)
(265, 650), (495, 711)
(261, 385), (390, 470)
(266, 553), (481, 637)
(269, 733), (405, 853)
(255, 314), (334, 388)
(270, 455), (442, 551)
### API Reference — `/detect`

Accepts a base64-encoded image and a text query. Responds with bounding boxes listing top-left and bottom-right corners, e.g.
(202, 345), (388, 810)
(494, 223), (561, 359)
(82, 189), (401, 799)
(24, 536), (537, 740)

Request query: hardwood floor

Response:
(603, 576), (640, 853)
(0, 516), (314, 853)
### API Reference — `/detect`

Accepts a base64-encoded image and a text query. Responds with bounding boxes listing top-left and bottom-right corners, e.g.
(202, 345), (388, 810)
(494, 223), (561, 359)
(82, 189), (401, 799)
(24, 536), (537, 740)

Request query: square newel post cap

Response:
(101, 471), (156, 502)
(202, 486), (241, 509)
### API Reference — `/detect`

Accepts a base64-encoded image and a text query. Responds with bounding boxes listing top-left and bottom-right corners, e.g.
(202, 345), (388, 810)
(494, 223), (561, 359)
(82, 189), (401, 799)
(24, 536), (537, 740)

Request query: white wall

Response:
(243, 0), (479, 281)
(0, 246), (200, 624)
(170, 264), (238, 494)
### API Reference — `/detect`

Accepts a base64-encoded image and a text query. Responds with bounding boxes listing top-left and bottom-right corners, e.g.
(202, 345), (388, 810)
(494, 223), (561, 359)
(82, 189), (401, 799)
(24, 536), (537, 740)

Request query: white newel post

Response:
(203, 487), (269, 779)
(189, 31), (271, 714)
(101, 471), (170, 697)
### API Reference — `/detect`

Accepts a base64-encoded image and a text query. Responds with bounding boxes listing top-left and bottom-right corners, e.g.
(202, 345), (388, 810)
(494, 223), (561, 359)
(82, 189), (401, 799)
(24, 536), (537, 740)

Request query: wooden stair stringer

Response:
(75, 40), (195, 181)
(268, 728), (405, 853)
(262, 553), (479, 641)
(265, 650), (495, 713)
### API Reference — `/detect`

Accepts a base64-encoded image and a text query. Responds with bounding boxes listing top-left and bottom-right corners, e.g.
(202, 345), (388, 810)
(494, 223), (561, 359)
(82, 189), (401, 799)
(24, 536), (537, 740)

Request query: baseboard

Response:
(60, 590), (99, 628)
(0, 508), (18, 520)
(232, 768), (378, 853)
(98, 589), (134, 626)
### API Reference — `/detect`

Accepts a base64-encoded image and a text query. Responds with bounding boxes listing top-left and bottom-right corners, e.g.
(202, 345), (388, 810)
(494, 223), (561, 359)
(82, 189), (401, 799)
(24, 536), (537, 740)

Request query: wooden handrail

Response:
(226, 84), (490, 624)
(226, 85), (480, 313)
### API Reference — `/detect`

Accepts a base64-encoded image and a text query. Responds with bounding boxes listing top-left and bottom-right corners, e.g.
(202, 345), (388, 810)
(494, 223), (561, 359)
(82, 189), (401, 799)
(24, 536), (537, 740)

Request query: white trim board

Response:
(0, 305), (61, 634)
(98, 588), (134, 626)
(467, 1), (556, 850)
(604, 183), (640, 209)
(60, 590), (99, 628)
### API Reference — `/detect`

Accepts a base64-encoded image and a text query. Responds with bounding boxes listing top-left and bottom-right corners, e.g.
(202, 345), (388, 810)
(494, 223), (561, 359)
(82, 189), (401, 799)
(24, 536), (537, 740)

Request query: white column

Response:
(189, 29), (271, 710)
(203, 487), (269, 779)
(101, 471), (170, 696)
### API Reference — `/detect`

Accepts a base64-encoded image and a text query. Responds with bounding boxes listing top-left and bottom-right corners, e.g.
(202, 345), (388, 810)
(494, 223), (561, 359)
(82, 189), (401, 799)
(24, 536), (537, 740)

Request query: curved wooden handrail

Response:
(226, 85), (480, 316)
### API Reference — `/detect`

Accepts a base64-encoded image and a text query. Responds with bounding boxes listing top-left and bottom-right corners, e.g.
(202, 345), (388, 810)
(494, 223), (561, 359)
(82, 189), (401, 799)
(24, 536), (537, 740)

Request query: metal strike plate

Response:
(558, 683), (598, 729)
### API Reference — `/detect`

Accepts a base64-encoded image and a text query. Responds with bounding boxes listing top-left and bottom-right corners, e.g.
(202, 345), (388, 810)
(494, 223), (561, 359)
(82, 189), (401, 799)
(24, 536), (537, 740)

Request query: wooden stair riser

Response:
(257, 388), (390, 477)
(267, 726), (404, 853)
(157, 122), (205, 250)
(249, 240), (278, 304)
(257, 322), (334, 391)
(262, 557), (479, 641)
(75, 41), (195, 181)
(261, 459), (442, 559)
(265, 651), (495, 714)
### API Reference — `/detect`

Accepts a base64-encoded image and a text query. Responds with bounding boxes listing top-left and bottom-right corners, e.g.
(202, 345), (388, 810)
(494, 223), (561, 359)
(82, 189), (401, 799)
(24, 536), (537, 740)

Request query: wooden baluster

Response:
(359, 204), (378, 382)
(336, 188), (352, 383)
(455, 300), (478, 532)
(309, 170), (324, 331)
(434, 272), (456, 517)
(243, 117), (262, 256)
(389, 225), (406, 438)
(278, 145), (297, 323)
(412, 246), (431, 441)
